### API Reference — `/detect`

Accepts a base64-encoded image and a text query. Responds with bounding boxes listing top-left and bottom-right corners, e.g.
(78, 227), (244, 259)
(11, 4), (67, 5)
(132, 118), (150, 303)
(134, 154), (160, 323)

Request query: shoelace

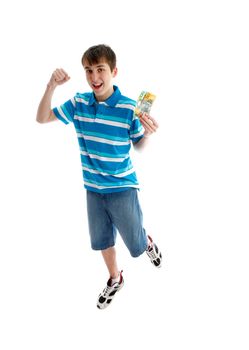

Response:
(147, 245), (157, 260)
(102, 284), (113, 297)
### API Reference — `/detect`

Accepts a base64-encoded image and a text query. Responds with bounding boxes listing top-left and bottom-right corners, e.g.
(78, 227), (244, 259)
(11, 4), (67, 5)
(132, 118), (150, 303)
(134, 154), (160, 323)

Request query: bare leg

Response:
(101, 246), (119, 279)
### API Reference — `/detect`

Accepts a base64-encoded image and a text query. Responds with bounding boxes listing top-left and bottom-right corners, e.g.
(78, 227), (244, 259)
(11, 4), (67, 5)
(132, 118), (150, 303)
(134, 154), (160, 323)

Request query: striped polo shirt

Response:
(53, 85), (144, 193)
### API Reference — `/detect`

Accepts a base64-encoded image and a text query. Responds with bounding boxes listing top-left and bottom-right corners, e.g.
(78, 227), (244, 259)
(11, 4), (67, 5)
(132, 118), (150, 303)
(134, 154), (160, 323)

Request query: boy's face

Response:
(83, 59), (117, 101)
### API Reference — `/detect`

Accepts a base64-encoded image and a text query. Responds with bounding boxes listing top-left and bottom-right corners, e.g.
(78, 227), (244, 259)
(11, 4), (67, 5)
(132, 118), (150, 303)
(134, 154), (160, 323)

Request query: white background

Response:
(0, 0), (249, 349)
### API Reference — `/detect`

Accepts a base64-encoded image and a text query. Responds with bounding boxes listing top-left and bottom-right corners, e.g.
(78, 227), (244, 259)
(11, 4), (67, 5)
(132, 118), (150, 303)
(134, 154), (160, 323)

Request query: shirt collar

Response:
(88, 85), (121, 107)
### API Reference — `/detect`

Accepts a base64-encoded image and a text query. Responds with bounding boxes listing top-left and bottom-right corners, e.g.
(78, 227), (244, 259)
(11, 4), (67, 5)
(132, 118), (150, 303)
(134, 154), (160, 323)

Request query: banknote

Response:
(135, 91), (156, 116)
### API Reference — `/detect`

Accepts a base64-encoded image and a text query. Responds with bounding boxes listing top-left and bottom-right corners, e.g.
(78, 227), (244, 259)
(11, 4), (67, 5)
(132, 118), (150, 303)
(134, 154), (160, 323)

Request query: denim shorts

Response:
(86, 189), (148, 257)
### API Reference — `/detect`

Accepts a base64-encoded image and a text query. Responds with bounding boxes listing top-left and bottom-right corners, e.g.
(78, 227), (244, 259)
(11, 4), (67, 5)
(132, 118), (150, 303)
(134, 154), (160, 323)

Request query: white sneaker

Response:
(146, 236), (162, 268)
(97, 271), (124, 309)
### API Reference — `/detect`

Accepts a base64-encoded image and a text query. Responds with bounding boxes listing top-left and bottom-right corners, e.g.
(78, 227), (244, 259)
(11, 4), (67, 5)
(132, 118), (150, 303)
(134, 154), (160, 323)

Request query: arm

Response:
(133, 113), (159, 151)
(36, 69), (70, 123)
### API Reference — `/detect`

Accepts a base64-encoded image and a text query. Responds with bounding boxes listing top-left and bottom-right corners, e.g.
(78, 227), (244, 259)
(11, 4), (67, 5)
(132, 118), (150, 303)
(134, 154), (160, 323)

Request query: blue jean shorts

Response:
(86, 189), (148, 257)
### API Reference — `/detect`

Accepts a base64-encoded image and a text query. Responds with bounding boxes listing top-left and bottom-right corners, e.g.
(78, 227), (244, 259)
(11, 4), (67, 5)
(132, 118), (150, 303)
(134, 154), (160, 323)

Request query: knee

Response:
(129, 247), (146, 258)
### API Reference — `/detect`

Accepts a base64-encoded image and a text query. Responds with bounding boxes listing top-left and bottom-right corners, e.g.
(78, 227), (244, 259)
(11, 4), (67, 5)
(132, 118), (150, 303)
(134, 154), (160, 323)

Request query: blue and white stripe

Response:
(53, 86), (144, 193)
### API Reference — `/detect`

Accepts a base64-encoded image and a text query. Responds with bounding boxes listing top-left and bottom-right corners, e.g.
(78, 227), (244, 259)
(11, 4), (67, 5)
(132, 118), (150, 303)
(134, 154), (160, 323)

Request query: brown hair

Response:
(81, 44), (117, 72)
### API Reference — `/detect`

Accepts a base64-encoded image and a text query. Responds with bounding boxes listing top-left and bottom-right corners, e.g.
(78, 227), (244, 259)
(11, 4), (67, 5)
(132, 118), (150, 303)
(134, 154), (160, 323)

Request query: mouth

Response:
(92, 83), (103, 91)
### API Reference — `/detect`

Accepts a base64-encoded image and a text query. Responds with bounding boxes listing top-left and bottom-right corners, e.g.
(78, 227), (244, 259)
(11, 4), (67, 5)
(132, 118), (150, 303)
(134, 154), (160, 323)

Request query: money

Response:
(135, 91), (156, 116)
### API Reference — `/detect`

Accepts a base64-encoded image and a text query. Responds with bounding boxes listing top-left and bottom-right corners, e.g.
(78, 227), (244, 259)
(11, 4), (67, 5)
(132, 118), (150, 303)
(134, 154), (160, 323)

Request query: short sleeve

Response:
(53, 97), (76, 125)
(129, 113), (144, 143)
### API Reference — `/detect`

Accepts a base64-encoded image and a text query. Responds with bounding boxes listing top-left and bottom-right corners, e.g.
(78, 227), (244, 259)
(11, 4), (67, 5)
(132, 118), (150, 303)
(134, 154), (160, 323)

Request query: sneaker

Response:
(146, 235), (162, 268)
(97, 271), (124, 309)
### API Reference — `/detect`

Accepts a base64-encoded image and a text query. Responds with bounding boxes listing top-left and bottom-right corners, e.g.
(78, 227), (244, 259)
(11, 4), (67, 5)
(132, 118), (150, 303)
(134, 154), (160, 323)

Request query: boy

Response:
(36, 44), (162, 309)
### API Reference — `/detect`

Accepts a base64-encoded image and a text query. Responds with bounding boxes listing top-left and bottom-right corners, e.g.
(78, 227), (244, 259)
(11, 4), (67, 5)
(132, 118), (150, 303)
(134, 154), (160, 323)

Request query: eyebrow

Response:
(84, 64), (106, 70)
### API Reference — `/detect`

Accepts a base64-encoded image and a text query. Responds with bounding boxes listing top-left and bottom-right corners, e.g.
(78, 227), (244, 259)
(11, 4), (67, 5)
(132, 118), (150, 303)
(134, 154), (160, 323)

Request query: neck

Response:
(96, 86), (114, 102)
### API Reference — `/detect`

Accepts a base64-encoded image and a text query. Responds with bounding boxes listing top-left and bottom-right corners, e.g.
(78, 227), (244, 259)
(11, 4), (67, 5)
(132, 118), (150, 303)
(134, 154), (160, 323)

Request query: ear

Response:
(112, 67), (118, 77)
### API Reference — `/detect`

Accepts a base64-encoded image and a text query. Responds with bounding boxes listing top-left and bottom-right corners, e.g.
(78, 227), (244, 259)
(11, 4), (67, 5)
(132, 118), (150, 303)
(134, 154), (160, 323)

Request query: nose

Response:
(91, 70), (99, 82)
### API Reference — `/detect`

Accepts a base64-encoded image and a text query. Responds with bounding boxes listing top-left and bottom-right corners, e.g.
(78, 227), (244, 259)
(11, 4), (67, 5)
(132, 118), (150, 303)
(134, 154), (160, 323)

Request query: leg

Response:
(97, 247), (124, 310)
(106, 189), (148, 257)
(86, 190), (117, 250)
(101, 246), (119, 279)
(86, 191), (124, 309)
(105, 189), (162, 267)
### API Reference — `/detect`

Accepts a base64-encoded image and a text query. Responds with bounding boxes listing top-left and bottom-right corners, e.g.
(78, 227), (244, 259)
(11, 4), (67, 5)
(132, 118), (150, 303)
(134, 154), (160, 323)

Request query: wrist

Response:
(46, 82), (56, 91)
